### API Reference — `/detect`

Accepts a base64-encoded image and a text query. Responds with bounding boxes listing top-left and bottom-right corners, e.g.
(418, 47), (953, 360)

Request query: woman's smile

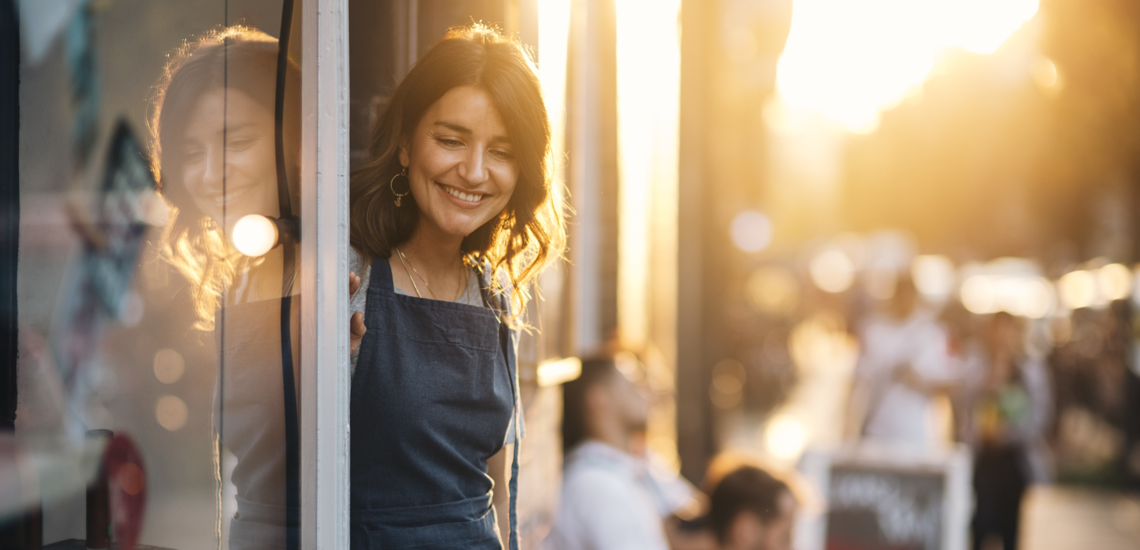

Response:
(437, 182), (488, 206)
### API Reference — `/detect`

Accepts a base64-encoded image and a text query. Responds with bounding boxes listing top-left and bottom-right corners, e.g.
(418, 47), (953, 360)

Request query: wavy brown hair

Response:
(150, 26), (300, 329)
(350, 24), (565, 315)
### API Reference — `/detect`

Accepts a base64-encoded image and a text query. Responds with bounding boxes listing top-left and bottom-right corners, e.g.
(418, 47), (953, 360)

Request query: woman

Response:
(151, 26), (302, 548)
(347, 25), (564, 549)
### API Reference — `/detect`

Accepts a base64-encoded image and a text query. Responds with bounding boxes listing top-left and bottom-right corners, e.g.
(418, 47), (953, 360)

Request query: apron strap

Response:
(480, 259), (521, 550)
(369, 255), (396, 296)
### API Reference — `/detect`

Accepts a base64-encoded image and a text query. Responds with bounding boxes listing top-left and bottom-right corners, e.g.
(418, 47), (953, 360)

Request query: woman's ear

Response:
(399, 138), (410, 169)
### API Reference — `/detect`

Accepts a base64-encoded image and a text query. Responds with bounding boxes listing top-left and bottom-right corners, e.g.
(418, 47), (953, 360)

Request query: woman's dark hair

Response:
(707, 465), (792, 545)
(561, 356), (621, 452)
(150, 26), (300, 329)
(350, 24), (565, 315)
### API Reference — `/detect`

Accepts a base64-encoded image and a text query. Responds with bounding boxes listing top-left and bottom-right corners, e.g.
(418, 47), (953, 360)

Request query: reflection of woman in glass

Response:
(347, 25), (564, 548)
(150, 26), (300, 548)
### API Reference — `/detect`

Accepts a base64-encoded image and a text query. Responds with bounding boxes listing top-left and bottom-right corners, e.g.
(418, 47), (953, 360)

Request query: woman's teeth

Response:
(442, 185), (483, 203)
(210, 185), (254, 206)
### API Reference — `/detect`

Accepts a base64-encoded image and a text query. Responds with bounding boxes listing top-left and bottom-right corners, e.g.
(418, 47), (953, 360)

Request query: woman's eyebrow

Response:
(433, 120), (510, 143)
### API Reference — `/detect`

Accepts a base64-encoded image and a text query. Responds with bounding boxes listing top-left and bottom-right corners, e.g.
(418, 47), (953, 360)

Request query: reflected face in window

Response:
(400, 85), (519, 239)
(180, 88), (279, 228)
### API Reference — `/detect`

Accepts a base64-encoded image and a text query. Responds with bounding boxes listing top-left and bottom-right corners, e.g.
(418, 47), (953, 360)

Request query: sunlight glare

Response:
(775, 0), (1039, 133)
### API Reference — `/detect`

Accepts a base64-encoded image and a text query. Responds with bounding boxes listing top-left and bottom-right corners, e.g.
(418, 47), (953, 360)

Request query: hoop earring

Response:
(390, 168), (410, 207)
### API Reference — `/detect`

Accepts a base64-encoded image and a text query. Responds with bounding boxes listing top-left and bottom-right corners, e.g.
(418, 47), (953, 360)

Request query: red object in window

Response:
(103, 434), (146, 550)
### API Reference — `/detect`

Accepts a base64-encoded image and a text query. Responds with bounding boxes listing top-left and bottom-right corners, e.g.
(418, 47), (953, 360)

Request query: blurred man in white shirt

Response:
(551, 353), (688, 550)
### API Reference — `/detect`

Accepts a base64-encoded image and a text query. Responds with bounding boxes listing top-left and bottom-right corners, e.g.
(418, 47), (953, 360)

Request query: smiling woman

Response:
(346, 24), (565, 550)
(151, 26), (301, 328)
(149, 25), (303, 550)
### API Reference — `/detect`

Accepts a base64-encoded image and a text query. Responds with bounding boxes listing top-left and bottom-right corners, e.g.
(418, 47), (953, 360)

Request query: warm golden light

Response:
(730, 211), (774, 253)
(961, 274), (1053, 318)
(1059, 270), (1097, 310)
(809, 248), (855, 293)
(232, 214), (279, 257)
(961, 275), (997, 315)
(537, 357), (582, 387)
(1098, 263), (1132, 301)
(1033, 57), (1059, 89)
(615, 0), (681, 351)
(775, 0), (1039, 133)
(912, 255), (956, 301)
(764, 414), (807, 461)
(746, 266), (800, 316)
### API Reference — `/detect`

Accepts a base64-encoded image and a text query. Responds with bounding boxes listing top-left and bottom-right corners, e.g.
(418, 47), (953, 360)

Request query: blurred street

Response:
(1021, 486), (1140, 550)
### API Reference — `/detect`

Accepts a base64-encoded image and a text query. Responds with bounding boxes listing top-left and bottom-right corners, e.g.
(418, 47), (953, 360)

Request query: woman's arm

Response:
(488, 444), (513, 549)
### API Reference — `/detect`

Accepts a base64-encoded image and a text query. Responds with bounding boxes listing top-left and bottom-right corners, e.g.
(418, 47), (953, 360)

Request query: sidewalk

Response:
(1020, 485), (1140, 549)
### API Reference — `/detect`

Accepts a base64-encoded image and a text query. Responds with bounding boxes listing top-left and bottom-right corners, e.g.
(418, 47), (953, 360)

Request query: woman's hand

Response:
(350, 271), (367, 355)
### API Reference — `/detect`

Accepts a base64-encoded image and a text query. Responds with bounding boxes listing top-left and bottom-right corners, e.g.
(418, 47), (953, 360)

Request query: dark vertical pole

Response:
(677, 0), (713, 484)
(0, 0), (20, 434)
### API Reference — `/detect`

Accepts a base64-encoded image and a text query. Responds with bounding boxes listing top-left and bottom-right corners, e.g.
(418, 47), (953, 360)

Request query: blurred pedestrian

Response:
(846, 275), (958, 447)
(703, 459), (797, 550)
(960, 312), (1052, 550)
(551, 353), (685, 550)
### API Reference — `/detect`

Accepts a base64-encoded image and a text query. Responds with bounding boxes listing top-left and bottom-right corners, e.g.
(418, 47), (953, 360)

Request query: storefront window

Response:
(12, 1), (312, 547)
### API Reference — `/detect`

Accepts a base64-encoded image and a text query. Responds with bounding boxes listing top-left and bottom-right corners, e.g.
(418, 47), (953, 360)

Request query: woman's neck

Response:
(400, 222), (465, 272)
(390, 221), (467, 300)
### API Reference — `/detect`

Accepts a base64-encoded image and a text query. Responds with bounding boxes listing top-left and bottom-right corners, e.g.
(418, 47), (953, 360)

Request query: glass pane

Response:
(12, 2), (303, 548)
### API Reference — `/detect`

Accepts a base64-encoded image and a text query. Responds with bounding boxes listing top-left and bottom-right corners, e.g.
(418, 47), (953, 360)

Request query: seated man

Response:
(551, 353), (694, 550)
(705, 462), (797, 550)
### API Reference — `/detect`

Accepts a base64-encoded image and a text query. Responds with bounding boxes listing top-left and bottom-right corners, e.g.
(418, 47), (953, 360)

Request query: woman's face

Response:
(180, 88), (279, 229)
(400, 85), (519, 240)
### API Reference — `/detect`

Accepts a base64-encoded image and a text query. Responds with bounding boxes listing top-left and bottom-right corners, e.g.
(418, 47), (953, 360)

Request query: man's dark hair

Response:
(561, 356), (620, 452)
(707, 465), (792, 544)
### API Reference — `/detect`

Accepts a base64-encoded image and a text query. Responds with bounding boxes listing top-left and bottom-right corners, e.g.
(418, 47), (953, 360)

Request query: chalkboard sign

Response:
(796, 445), (971, 550)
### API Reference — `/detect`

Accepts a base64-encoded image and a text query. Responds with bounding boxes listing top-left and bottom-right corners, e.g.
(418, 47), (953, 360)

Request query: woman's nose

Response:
(458, 147), (489, 184)
(201, 146), (225, 191)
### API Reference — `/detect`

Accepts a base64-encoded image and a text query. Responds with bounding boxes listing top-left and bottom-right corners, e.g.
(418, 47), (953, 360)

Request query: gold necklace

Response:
(395, 247), (467, 301)
(395, 247), (427, 298)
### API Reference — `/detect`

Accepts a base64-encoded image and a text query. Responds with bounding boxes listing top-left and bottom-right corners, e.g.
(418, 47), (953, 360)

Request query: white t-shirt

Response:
(549, 441), (670, 550)
(855, 310), (956, 447)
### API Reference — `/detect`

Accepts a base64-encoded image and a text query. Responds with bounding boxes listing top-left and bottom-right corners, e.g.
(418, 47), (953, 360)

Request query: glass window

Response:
(12, 2), (308, 547)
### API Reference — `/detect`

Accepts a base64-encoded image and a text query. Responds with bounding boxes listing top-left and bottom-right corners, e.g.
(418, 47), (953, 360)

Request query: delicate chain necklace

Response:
(395, 247), (468, 302)
(394, 247), (426, 298)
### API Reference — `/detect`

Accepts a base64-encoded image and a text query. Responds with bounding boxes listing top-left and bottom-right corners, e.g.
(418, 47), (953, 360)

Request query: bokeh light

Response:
(960, 275), (997, 315)
(912, 255), (956, 302)
(1098, 263), (1132, 301)
(1059, 269), (1098, 310)
(155, 395), (188, 432)
(153, 348), (185, 385)
(1033, 57), (1060, 89)
(745, 266), (800, 316)
(232, 214), (279, 257)
(730, 211), (774, 253)
(775, 0), (1040, 133)
(809, 248), (855, 293)
(764, 414), (807, 461)
(710, 359), (747, 410)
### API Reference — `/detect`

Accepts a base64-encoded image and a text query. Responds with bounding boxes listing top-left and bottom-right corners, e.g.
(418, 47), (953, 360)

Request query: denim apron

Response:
(350, 257), (520, 549)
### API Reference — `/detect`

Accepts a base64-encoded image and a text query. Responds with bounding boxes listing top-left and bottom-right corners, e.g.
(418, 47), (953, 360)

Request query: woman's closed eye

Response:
(434, 136), (464, 148)
(183, 148), (205, 163)
(226, 135), (259, 151)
